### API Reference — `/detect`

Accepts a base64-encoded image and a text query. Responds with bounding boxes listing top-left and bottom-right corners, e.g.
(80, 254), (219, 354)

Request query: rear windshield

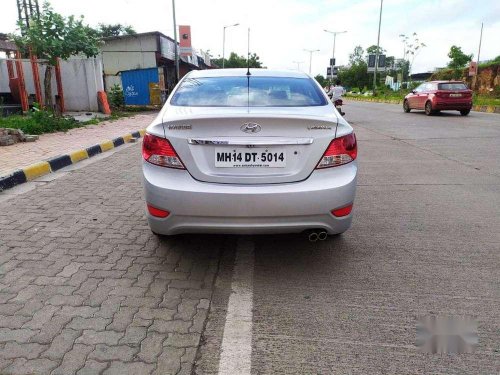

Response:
(438, 83), (468, 90)
(170, 76), (328, 107)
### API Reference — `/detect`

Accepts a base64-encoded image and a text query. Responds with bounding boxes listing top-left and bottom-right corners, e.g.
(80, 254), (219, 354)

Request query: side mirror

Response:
(411, 90), (417, 94)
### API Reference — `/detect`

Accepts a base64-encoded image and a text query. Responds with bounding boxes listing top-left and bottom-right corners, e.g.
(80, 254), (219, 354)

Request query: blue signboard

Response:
(121, 68), (159, 105)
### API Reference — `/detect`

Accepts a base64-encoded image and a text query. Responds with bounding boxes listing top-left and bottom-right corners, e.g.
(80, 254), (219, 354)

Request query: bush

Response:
(108, 84), (124, 108)
(408, 81), (420, 90)
(0, 105), (87, 135)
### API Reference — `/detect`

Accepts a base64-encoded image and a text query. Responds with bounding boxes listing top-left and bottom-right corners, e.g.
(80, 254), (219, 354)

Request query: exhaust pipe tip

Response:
(308, 232), (319, 242)
(318, 231), (328, 241)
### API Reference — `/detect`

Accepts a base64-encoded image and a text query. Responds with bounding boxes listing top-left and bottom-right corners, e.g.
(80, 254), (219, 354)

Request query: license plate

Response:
(450, 93), (462, 97)
(215, 148), (286, 168)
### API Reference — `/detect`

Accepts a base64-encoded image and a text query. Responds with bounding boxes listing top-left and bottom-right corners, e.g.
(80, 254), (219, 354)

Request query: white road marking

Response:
(218, 237), (255, 375)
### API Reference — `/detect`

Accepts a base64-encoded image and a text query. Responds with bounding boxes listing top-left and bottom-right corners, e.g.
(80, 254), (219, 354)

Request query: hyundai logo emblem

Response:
(241, 122), (262, 133)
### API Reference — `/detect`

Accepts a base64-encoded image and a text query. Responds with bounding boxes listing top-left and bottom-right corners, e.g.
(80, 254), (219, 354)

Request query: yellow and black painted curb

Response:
(345, 96), (500, 113)
(0, 129), (146, 192)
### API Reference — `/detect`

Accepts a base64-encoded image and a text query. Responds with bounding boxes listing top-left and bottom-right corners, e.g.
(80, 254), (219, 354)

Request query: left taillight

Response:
(142, 133), (185, 169)
(316, 133), (357, 169)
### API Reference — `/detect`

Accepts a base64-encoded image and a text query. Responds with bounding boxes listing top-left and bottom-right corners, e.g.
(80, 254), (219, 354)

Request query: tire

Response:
(403, 100), (411, 113)
(460, 109), (470, 116)
(424, 101), (434, 116)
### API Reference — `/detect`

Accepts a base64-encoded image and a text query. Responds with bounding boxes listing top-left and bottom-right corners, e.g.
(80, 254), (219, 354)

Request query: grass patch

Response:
(473, 95), (500, 106)
(0, 111), (84, 135)
(0, 108), (150, 135)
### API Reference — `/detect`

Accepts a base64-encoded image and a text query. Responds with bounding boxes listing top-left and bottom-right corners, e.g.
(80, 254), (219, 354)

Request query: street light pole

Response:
(172, 0), (179, 83)
(222, 23), (239, 68)
(373, 0), (383, 92)
(304, 48), (320, 75)
(476, 22), (483, 74)
(324, 30), (347, 83)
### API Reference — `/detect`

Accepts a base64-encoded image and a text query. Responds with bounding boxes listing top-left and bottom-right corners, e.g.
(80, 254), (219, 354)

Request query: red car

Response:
(403, 81), (473, 116)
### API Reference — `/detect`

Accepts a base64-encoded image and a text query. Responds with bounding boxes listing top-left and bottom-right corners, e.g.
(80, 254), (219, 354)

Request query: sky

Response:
(1, 0), (499, 76)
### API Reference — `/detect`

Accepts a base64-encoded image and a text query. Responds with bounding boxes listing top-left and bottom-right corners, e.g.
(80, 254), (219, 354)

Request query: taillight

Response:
(316, 133), (357, 169)
(332, 204), (353, 217)
(147, 204), (170, 218)
(142, 133), (185, 169)
(435, 91), (445, 98)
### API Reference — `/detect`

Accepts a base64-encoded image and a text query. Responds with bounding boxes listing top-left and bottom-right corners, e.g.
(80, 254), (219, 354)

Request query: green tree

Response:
(349, 46), (365, 65)
(366, 45), (386, 55)
(97, 23), (136, 38)
(338, 62), (369, 91)
(339, 45), (370, 90)
(12, 1), (101, 111)
(395, 59), (410, 83)
(314, 74), (327, 87)
(399, 33), (426, 82)
(447, 45), (473, 69)
(211, 52), (263, 68)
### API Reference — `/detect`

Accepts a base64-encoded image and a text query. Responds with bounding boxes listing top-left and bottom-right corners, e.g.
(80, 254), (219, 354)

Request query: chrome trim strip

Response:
(187, 137), (314, 146)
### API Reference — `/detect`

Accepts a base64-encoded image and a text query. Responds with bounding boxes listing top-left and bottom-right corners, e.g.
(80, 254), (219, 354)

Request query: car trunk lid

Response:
(160, 106), (342, 184)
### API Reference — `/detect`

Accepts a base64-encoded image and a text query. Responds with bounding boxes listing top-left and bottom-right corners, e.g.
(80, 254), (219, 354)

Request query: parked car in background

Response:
(403, 81), (473, 116)
(142, 69), (358, 240)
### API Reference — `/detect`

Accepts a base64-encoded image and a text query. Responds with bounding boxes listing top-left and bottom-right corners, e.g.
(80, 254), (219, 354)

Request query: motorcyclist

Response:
(328, 80), (346, 115)
(328, 79), (345, 102)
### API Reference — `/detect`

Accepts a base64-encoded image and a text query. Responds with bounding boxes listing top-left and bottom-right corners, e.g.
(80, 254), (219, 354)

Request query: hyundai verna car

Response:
(403, 81), (473, 116)
(142, 69), (357, 239)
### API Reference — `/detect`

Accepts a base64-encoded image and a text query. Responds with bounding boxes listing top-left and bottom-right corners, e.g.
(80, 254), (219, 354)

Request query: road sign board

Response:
(469, 61), (477, 76)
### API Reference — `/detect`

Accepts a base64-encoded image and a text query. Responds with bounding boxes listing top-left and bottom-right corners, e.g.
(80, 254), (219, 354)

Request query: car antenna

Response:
(246, 27), (251, 76)
(246, 27), (251, 110)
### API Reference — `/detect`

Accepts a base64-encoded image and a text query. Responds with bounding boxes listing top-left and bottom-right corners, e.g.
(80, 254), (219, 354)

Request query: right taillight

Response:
(316, 133), (357, 169)
(142, 133), (185, 169)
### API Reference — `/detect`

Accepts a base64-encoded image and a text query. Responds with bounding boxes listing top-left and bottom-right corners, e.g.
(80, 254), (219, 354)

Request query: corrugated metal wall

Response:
(121, 68), (159, 105)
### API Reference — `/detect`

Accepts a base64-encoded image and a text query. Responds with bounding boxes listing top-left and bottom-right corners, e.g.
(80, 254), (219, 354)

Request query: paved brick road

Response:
(0, 144), (223, 375)
(0, 113), (157, 177)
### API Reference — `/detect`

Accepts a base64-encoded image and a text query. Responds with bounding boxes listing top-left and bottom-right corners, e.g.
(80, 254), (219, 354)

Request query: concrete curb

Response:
(0, 129), (146, 192)
(345, 97), (500, 113)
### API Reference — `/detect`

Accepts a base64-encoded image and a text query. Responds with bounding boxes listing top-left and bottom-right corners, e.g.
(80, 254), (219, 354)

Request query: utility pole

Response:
(324, 30), (347, 83)
(476, 22), (483, 74)
(15, 0), (41, 110)
(373, 0), (383, 92)
(172, 0), (179, 82)
(222, 23), (239, 68)
(304, 49), (320, 75)
(16, 0), (40, 29)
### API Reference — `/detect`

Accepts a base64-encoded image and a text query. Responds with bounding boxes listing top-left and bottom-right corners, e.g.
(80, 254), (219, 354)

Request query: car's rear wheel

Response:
(425, 101), (434, 116)
(403, 100), (411, 113)
(460, 109), (470, 116)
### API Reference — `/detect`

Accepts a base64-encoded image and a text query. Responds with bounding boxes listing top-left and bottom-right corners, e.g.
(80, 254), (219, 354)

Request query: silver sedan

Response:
(142, 69), (357, 240)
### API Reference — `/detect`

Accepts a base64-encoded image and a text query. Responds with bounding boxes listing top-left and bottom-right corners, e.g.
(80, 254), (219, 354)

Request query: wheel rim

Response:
(425, 102), (431, 114)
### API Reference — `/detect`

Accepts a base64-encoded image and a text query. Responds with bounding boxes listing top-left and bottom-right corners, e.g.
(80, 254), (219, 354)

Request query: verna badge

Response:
(241, 122), (262, 133)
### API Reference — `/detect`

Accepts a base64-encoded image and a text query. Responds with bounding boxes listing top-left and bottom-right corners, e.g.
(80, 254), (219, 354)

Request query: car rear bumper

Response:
(433, 100), (472, 110)
(143, 161), (357, 235)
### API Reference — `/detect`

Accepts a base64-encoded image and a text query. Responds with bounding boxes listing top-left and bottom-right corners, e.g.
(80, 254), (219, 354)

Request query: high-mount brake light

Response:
(316, 133), (357, 169)
(142, 133), (185, 169)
